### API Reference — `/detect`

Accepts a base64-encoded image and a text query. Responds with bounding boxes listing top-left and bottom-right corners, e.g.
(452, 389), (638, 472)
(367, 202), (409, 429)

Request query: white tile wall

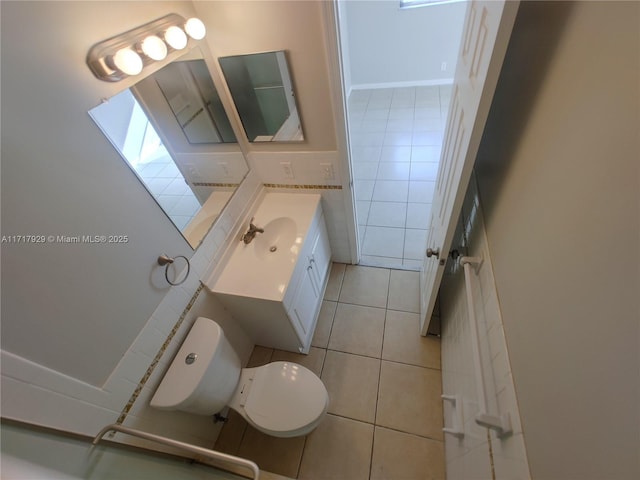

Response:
(247, 151), (343, 187)
(440, 178), (531, 479)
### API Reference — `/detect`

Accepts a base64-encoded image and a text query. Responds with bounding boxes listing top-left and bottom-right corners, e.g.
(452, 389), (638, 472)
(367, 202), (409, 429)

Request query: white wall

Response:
(342, 0), (467, 89)
(195, 0), (339, 160)
(469, 1), (639, 478)
(1, 0), (199, 387)
(335, 0), (353, 93)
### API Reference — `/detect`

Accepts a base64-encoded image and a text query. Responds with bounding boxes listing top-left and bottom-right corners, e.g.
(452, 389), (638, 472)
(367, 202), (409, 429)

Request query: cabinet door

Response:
(291, 264), (320, 341)
(309, 216), (331, 291)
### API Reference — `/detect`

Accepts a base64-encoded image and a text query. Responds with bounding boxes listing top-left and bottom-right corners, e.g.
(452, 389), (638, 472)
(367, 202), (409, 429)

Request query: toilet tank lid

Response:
(244, 361), (328, 434)
(150, 317), (221, 409)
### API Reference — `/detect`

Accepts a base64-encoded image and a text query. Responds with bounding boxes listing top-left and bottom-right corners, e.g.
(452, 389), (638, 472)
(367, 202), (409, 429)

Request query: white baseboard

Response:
(350, 78), (454, 94)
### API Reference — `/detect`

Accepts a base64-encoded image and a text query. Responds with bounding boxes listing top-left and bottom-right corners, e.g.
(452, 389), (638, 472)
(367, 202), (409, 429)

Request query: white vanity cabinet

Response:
(287, 214), (331, 343)
(208, 193), (331, 354)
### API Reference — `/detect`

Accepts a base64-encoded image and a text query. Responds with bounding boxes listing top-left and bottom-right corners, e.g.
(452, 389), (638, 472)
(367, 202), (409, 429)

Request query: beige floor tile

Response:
(214, 409), (247, 455)
(324, 263), (346, 301)
(371, 427), (445, 480)
(376, 361), (443, 440)
(388, 269), (420, 312)
(247, 346), (273, 367)
(199, 457), (257, 479)
(328, 303), (385, 357)
(311, 300), (336, 348)
(237, 425), (305, 478)
(339, 265), (390, 308)
(383, 310), (441, 369)
(298, 414), (374, 480)
(321, 350), (380, 423)
(271, 347), (326, 376)
(259, 472), (296, 480)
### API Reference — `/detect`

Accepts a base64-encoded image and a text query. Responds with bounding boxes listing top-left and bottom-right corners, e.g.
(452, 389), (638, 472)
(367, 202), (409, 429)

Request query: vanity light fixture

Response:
(112, 47), (143, 76)
(185, 18), (206, 40)
(87, 13), (207, 82)
(140, 35), (168, 61)
(164, 25), (188, 50)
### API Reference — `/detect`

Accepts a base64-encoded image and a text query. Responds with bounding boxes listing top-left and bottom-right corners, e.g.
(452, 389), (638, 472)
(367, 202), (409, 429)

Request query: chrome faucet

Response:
(242, 218), (264, 244)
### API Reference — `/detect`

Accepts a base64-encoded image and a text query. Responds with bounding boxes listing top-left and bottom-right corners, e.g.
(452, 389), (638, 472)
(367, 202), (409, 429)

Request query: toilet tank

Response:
(150, 317), (241, 415)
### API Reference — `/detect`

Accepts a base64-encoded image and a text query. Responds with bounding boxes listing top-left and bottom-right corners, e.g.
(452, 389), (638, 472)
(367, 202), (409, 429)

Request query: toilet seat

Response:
(231, 361), (329, 438)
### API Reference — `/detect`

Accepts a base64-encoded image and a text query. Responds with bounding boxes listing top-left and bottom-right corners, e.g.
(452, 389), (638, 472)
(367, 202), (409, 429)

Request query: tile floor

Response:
(348, 86), (451, 270)
(215, 263), (445, 479)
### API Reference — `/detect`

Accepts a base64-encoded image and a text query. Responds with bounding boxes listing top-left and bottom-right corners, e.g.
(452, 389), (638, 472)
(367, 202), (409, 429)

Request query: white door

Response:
(420, 0), (520, 335)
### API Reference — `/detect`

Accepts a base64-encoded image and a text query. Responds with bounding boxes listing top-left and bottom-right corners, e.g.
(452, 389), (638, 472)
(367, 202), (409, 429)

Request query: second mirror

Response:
(219, 51), (304, 143)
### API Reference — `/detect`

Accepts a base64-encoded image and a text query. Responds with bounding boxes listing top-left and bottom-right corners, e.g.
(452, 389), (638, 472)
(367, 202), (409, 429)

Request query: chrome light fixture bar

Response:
(87, 13), (206, 82)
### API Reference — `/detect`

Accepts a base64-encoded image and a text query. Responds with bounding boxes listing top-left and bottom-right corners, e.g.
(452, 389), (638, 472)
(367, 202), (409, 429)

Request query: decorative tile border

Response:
(263, 184), (342, 190)
(487, 429), (496, 480)
(192, 182), (241, 188)
(112, 283), (205, 430)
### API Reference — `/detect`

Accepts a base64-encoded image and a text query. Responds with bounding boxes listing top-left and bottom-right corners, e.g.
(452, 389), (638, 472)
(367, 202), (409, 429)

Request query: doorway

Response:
(335, 0), (466, 270)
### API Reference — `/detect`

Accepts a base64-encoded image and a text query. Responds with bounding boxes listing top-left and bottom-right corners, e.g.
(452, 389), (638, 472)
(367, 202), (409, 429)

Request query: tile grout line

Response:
(368, 273), (391, 478)
(319, 264), (346, 362)
(299, 265), (343, 479)
(323, 345), (441, 373)
(322, 412), (445, 444)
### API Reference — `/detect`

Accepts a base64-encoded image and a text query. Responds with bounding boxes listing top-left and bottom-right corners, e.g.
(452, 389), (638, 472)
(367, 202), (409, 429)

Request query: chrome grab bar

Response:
(92, 424), (260, 479)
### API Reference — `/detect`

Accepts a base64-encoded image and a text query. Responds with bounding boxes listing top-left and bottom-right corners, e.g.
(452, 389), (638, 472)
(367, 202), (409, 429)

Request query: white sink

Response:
(253, 217), (298, 261)
(211, 193), (322, 301)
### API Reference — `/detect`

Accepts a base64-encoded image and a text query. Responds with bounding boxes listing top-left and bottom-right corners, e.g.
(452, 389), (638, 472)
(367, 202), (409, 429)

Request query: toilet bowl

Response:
(150, 317), (328, 438)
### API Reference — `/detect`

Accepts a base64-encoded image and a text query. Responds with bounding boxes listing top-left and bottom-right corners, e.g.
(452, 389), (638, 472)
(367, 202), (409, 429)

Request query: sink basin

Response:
(209, 192), (322, 301)
(253, 217), (299, 261)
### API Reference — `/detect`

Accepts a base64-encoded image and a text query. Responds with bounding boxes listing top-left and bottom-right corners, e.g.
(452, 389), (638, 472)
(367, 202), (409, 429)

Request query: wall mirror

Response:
(89, 48), (249, 249)
(219, 50), (304, 142)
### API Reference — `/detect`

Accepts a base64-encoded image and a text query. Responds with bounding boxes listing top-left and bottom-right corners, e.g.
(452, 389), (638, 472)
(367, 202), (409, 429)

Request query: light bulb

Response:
(140, 35), (167, 61)
(112, 48), (143, 75)
(164, 26), (187, 50)
(185, 18), (206, 40)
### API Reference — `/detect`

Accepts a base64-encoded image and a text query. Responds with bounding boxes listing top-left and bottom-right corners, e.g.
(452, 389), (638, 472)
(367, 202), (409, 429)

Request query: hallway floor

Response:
(214, 264), (444, 479)
(349, 85), (451, 270)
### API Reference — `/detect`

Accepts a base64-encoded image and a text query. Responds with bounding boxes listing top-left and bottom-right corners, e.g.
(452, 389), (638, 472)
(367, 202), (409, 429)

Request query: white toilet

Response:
(150, 317), (329, 438)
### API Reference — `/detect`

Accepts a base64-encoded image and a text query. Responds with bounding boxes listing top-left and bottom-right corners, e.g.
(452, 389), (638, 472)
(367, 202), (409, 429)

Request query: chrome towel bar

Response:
(460, 256), (512, 437)
(93, 423), (260, 479)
